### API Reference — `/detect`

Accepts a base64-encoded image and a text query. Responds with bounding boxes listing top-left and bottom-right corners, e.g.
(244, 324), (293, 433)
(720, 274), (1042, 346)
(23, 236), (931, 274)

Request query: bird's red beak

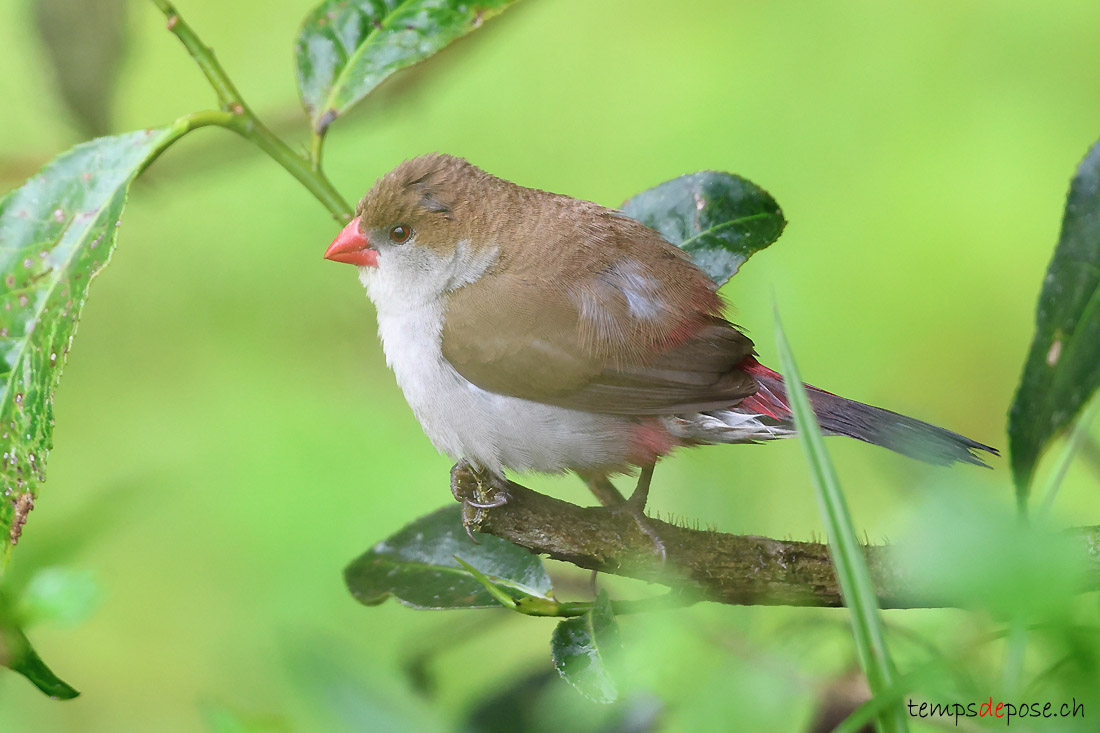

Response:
(324, 216), (378, 267)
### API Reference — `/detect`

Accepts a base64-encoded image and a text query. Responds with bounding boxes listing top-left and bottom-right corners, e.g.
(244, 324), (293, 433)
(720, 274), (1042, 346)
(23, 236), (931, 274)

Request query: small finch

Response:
(325, 154), (996, 550)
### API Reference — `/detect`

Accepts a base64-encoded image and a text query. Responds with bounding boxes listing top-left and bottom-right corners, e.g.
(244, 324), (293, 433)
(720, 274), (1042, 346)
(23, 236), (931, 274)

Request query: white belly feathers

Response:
(361, 253), (632, 476)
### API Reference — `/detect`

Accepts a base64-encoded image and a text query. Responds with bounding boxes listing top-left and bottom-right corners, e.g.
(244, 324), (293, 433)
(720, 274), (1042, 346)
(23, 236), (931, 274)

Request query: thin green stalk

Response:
(833, 670), (926, 733)
(774, 306), (907, 733)
(452, 556), (693, 617)
(138, 109), (235, 173)
(1037, 397), (1100, 518)
(523, 592), (694, 618)
(309, 132), (325, 173)
(149, 0), (352, 221)
(451, 556), (517, 609)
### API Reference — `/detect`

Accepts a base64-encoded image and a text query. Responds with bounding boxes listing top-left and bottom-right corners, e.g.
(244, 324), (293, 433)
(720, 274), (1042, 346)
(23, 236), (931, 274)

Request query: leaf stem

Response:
(149, 0), (352, 221)
(514, 591), (692, 618)
(451, 556), (518, 610)
(452, 555), (694, 617)
(309, 133), (325, 173)
(556, 592), (695, 617)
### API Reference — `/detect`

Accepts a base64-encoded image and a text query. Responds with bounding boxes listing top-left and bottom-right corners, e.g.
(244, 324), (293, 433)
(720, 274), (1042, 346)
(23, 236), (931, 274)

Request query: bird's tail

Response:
(734, 358), (998, 467)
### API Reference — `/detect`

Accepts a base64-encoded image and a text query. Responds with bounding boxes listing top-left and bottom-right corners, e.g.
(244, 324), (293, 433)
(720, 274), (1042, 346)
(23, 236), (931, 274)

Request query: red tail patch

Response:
(741, 356), (783, 381)
(738, 357), (790, 419)
(738, 356), (839, 420)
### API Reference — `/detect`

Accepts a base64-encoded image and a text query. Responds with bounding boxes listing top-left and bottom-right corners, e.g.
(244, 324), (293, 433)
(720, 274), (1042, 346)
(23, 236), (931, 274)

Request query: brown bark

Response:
(450, 465), (1100, 609)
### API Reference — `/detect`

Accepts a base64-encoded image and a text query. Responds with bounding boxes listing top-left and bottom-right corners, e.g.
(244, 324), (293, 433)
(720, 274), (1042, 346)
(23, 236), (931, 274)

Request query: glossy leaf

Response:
(622, 171), (786, 287)
(0, 126), (187, 569)
(344, 505), (552, 609)
(774, 308), (906, 733)
(1009, 138), (1100, 503)
(296, 0), (520, 135)
(550, 591), (620, 704)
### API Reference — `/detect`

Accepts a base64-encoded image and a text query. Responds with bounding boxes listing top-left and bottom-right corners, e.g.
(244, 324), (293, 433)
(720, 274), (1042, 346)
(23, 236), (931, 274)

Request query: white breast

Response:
(360, 247), (634, 476)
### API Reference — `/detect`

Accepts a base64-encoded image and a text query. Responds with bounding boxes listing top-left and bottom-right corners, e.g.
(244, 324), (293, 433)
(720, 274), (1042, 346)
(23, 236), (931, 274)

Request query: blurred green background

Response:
(2, 0), (1100, 730)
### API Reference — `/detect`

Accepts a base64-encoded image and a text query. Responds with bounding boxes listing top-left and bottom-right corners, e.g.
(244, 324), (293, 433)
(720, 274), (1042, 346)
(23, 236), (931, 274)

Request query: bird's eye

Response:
(389, 225), (412, 244)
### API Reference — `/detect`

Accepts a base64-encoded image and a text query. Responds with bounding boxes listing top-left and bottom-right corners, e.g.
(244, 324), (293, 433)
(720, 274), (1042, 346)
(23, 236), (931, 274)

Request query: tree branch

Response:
(450, 466), (1100, 609)
(149, 0), (352, 221)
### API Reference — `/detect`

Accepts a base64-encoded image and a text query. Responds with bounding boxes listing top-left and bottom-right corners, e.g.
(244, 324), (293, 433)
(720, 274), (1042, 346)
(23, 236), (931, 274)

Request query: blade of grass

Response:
(1037, 396), (1100, 518)
(773, 305), (907, 733)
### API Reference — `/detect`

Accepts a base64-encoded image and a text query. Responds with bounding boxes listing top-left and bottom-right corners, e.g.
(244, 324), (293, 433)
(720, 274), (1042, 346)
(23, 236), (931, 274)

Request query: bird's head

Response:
(325, 153), (504, 302)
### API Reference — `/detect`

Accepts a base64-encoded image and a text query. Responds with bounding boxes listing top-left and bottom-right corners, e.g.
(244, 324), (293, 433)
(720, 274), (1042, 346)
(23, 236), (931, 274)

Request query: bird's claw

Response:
(609, 464), (667, 563)
(460, 495), (510, 543)
(451, 461), (510, 542)
(465, 492), (509, 509)
(611, 501), (668, 563)
(462, 512), (481, 544)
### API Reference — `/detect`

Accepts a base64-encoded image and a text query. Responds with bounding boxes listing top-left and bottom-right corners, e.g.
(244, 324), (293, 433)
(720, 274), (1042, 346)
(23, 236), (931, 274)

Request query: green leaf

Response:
(621, 171), (786, 287)
(0, 125), (191, 570)
(0, 604), (78, 699)
(344, 505), (552, 609)
(1009, 137), (1100, 505)
(773, 307), (906, 733)
(296, 0), (520, 136)
(550, 591), (620, 704)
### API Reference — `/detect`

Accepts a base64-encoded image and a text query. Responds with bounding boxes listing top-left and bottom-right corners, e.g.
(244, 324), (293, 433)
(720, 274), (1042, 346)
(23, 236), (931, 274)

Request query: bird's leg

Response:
(623, 463), (666, 561)
(583, 474), (627, 507)
(450, 460), (510, 542)
(627, 463), (655, 512)
(581, 466), (666, 562)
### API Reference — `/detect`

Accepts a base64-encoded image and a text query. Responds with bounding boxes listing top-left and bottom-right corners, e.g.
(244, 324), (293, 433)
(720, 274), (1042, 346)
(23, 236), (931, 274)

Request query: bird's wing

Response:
(559, 319), (759, 414)
(440, 217), (758, 415)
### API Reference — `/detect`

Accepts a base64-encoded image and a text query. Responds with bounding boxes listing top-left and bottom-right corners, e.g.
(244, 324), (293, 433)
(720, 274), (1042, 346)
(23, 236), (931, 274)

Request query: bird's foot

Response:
(589, 465), (667, 563)
(619, 502), (667, 564)
(450, 460), (510, 542)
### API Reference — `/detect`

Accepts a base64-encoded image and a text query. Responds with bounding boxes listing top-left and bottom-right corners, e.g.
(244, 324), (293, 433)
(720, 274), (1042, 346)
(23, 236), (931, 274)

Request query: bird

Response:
(324, 153), (997, 554)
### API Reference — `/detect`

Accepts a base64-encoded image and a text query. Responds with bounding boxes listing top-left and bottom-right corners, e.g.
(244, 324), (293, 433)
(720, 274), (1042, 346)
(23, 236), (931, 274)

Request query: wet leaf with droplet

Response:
(296, 0), (521, 136)
(344, 505), (552, 609)
(1009, 138), (1100, 502)
(0, 126), (188, 568)
(622, 171), (786, 287)
(550, 591), (620, 703)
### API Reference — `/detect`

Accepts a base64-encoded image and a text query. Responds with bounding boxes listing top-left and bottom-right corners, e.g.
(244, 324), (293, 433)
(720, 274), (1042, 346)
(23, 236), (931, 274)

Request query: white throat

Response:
(360, 238), (496, 310)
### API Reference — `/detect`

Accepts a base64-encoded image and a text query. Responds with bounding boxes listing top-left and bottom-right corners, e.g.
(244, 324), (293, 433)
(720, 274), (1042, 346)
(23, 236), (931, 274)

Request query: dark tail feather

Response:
(740, 359), (999, 467)
(805, 388), (999, 467)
